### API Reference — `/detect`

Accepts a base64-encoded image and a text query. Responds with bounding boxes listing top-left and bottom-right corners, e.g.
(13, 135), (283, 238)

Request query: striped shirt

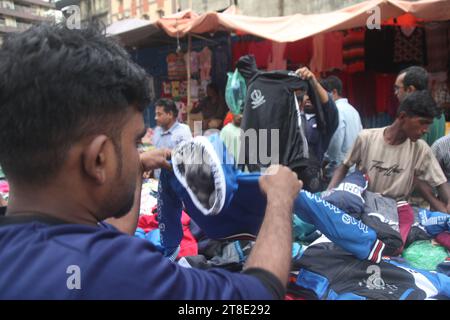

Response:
(431, 134), (450, 182)
(344, 127), (447, 200)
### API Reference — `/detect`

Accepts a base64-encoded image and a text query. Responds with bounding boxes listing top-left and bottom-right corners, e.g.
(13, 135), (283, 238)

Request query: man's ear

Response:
(82, 135), (110, 184)
(397, 111), (408, 121)
(332, 89), (339, 100)
(406, 85), (416, 93)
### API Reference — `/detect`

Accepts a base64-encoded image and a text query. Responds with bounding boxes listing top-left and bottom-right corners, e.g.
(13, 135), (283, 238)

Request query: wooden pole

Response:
(187, 34), (192, 126)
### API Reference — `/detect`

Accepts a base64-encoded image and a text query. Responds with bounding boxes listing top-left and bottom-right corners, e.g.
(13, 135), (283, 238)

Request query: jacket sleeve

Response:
(157, 169), (184, 258)
(323, 95), (339, 140)
(320, 95), (339, 152)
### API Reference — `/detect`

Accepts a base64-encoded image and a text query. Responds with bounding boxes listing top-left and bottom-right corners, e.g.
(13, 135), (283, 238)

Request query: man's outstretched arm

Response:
(437, 182), (450, 214)
(296, 67), (329, 104)
(243, 165), (302, 289)
(327, 164), (350, 190)
(415, 179), (450, 214)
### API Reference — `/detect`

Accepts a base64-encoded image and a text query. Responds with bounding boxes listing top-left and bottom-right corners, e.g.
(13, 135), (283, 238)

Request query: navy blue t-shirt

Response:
(0, 218), (274, 299)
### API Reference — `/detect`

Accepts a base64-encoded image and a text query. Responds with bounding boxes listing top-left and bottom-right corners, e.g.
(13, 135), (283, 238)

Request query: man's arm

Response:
(140, 148), (172, 171)
(437, 182), (450, 213)
(243, 165), (302, 288)
(417, 142), (450, 213)
(296, 67), (339, 140)
(296, 67), (329, 104)
(325, 122), (345, 167)
(327, 164), (350, 190)
(327, 130), (364, 190)
(415, 179), (447, 213)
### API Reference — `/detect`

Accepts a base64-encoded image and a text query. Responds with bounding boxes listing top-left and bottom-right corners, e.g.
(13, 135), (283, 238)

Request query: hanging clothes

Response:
(179, 81), (187, 98)
(247, 40), (272, 69)
(171, 80), (180, 98)
(346, 71), (376, 118)
(310, 32), (344, 73)
(374, 73), (398, 116)
(134, 47), (167, 77)
(166, 52), (187, 80)
(324, 31), (344, 71)
(198, 47), (212, 81)
(310, 34), (326, 73)
(283, 37), (314, 69)
(393, 26), (427, 67)
(147, 76), (156, 101)
(267, 41), (287, 71)
(190, 79), (199, 99)
(231, 40), (250, 68)
(212, 44), (232, 91)
(166, 52), (178, 80)
(184, 50), (200, 75)
(365, 27), (396, 73)
(425, 22), (449, 73)
(342, 29), (365, 74)
(162, 81), (172, 97)
(430, 72), (450, 108)
(175, 101), (187, 123)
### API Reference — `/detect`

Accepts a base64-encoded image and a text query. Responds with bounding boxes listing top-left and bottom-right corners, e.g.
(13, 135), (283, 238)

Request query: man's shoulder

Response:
(177, 122), (190, 130)
(153, 126), (163, 135)
(0, 222), (168, 299)
(221, 123), (239, 134)
(175, 123), (192, 135)
(432, 133), (450, 149)
(337, 99), (360, 114)
(358, 127), (383, 139)
(221, 123), (232, 131)
(0, 221), (132, 255)
(415, 138), (434, 153)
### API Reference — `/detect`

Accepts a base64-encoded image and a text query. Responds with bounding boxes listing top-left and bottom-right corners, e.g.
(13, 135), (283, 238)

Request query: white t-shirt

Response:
(344, 127), (447, 200)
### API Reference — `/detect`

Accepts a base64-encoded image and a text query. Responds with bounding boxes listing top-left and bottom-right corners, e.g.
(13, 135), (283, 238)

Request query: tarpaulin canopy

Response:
(156, 0), (450, 43)
(105, 10), (202, 46)
(106, 18), (161, 46)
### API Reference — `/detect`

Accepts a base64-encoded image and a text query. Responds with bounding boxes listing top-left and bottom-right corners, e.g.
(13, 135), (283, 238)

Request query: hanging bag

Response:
(225, 69), (247, 115)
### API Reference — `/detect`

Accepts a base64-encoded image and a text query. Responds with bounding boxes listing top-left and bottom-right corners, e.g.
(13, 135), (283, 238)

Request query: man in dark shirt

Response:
(0, 23), (302, 299)
(192, 83), (228, 130)
(295, 67), (339, 165)
(294, 67), (339, 192)
(236, 55), (336, 192)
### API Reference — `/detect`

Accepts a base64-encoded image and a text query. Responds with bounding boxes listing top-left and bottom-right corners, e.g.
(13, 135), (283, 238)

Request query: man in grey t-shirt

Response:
(431, 133), (450, 183)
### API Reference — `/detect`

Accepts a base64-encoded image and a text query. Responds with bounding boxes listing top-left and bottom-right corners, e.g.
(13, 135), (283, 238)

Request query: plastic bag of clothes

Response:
(225, 69), (246, 115)
(402, 240), (449, 271)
